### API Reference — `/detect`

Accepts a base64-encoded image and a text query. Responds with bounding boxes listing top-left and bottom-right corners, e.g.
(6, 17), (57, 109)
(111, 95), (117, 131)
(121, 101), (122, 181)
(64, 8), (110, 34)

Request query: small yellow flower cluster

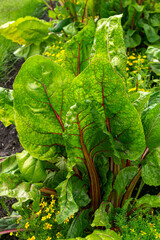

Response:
(64, 213), (75, 224)
(27, 236), (36, 240)
(43, 222), (52, 230)
(25, 222), (30, 229)
(56, 232), (63, 239)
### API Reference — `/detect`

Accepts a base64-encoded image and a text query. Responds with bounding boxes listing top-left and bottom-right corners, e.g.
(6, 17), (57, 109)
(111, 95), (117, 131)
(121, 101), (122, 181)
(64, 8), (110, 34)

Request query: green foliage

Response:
(0, 13), (160, 239)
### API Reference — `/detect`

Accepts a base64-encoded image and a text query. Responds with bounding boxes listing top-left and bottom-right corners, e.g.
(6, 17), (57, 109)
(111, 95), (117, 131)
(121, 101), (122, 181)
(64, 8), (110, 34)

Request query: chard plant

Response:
(0, 15), (160, 239)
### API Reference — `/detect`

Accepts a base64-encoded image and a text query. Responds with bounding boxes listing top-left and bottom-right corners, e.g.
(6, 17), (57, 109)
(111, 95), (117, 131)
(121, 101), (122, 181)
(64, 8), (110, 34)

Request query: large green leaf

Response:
(124, 29), (141, 48)
(14, 55), (72, 161)
(17, 150), (47, 183)
(0, 16), (51, 45)
(0, 87), (14, 127)
(113, 166), (139, 198)
(141, 92), (160, 151)
(91, 202), (110, 228)
(92, 15), (127, 79)
(67, 210), (90, 238)
(146, 46), (160, 76)
(59, 18), (95, 76)
(142, 147), (160, 186)
(0, 155), (18, 174)
(143, 23), (160, 43)
(65, 229), (122, 240)
(72, 58), (146, 160)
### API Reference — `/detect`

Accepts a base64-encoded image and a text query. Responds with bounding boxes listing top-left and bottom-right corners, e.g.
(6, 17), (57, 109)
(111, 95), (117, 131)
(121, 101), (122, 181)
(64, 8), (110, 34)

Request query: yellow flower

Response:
(51, 208), (55, 213)
(129, 56), (136, 59)
(69, 214), (74, 219)
(52, 54), (55, 57)
(56, 211), (60, 215)
(64, 218), (69, 224)
(16, 232), (18, 236)
(36, 209), (42, 216)
(130, 229), (135, 232)
(129, 62), (133, 66)
(40, 201), (47, 208)
(126, 67), (129, 71)
(41, 216), (47, 221)
(44, 223), (52, 230)
(46, 237), (52, 240)
(30, 236), (36, 240)
(47, 213), (52, 219)
(128, 87), (136, 92)
(10, 232), (13, 236)
(143, 55), (147, 58)
(56, 232), (62, 239)
(25, 222), (30, 229)
(45, 207), (50, 213)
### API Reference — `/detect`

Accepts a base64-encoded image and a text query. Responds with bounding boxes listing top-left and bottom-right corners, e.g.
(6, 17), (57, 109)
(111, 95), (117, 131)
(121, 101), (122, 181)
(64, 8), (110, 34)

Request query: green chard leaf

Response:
(91, 202), (110, 228)
(92, 15), (127, 79)
(17, 150), (47, 183)
(13, 55), (72, 161)
(67, 210), (91, 239)
(136, 194), (160, 209)
(113, 166), (139, 198)
(56, 175), (90, 224)
(59, 18), (95, 76)
(142, 147), (160, 186)
(141, 92), (160, 151)
(71, 58), (146, 160)
(0, 87), (14, 127)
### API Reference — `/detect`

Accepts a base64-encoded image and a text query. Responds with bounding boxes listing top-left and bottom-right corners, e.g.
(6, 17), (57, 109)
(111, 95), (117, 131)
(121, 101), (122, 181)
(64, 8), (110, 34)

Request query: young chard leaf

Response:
(14, 55), (72, 161)
(17, 150), (47, 183)
(92, 15), (127, 79)
(0, 87), (14, 127)
(60, 19), (95, 76)
(91, 202), (111, 228)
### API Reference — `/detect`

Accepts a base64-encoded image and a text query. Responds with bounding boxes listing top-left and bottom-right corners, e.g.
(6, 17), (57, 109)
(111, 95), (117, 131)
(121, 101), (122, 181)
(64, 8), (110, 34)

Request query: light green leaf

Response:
(0, 16), (51, 45)
(91, 202), (111, 228)
(150, 13), (160, 27)
(114, 166), (139, 198)
(92, 15), (127, 79)
(60, 18), (95, 76)
(56, 179), (79, 224)
(146, 46), (160, 75)
(14, 55), (72, 161)
(142, 147), (160, 186)
(65, 229), (122, 240)
(136, 194), (160, 208)
(17, 150), (47, 183)
(0, 87), (14, 127)
(0, 155), (17, 174)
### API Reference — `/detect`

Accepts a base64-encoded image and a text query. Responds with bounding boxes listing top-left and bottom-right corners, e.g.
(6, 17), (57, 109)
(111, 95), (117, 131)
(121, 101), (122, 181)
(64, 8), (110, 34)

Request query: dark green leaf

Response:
(114, 166), (139, 198)
(124, 30), (141, 48)
(67, 210), (90, 238)
(49, 18), (73, 33)
(43, 170), (67, 189)
(143, 23), (160, 43)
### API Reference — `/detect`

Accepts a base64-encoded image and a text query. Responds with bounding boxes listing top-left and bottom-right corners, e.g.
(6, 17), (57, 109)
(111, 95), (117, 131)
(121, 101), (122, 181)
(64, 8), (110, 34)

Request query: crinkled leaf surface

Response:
(142, 147), (160, 186)
(43, 170), (67, 189)
(113, 166), (139, 198)
(67, 210), (90, 238)
(91, 202), (110, 228)
(0, 155), (18, 174)
(17, 150), (47, 183)
(71, 58), (145, 160)
(0, 87), (14, 127)
(128, 91), (151, 115)
(0, 16), (51, 45)
(65, 229), (122, 240)
(14, 55), (72, 161)
(92, 15), (127, 79)
(141, 92), (160, 151)
(60, 19), (95, 76)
